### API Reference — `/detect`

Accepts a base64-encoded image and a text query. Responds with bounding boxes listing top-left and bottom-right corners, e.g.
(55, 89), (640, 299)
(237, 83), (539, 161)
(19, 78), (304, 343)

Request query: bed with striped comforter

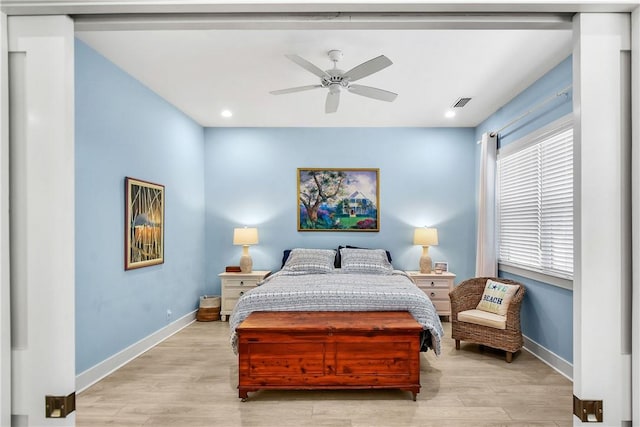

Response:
(229, 270), (443, 355)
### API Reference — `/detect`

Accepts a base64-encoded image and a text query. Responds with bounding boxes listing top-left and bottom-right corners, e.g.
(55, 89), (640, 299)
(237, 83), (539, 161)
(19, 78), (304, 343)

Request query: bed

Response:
(228, 248), (444, 399)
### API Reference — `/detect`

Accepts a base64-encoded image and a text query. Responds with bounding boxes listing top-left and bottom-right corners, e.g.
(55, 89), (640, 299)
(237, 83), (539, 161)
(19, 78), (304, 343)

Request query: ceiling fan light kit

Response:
(270, 49), (398, 114)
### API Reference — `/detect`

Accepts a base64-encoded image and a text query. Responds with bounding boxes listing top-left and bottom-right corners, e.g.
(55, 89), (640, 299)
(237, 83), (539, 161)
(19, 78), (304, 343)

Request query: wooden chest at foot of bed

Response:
(236, 311), (422, 401)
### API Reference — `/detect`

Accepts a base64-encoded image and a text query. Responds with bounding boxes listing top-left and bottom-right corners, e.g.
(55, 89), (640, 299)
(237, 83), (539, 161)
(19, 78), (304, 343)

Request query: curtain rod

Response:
(489, 84), (572, 138)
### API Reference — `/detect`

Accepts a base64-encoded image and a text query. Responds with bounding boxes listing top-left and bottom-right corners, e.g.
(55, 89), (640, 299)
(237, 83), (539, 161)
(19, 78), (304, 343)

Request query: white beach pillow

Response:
(476, 279), (520, 316)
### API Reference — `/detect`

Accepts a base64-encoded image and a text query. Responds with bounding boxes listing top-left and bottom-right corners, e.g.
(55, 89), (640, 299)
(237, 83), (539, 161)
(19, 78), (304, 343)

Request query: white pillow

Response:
(281, 248), (336, 275)
(476, 279), (520, 316)
(340, 248), (393, 275)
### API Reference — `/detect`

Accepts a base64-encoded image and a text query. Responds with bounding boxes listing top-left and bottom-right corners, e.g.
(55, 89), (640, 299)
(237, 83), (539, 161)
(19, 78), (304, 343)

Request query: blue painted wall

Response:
(75, 40), (206, 374)
(74, 38), (573, 375)
(475, 56), (573, 363)
(203, 127), (477, 292)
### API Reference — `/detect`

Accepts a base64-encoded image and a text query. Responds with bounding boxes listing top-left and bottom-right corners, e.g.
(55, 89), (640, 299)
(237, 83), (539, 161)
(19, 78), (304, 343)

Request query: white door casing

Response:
(572, 12), (632, 426)
(0, 10), (11, 427)
(631, 7), (640, 427)
(7, 15), (75, 426)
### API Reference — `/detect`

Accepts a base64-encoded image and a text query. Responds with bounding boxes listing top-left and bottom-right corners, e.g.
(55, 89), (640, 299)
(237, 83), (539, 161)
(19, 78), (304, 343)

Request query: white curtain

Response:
(475, 132), (498, 277)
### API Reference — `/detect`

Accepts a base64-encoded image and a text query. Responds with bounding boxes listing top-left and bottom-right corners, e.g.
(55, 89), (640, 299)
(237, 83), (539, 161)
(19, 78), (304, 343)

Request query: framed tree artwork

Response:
(298, 168), (380, 232)
(125, 177), (165, 270)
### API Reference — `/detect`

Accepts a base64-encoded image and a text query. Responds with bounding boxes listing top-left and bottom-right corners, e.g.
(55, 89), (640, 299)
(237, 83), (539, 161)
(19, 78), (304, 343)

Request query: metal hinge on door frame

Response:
(45, 392), (75, 418)
(573, 395), (603, 422)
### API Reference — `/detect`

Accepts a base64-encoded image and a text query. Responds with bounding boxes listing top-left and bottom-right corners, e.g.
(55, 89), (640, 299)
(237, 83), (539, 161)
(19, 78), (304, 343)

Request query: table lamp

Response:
(233, 227), (259, 273)
(413, 227), (438, 273)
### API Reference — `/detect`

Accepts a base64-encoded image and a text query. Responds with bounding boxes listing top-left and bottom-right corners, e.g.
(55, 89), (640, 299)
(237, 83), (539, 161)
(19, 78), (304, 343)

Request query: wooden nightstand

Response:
(219, 271), (271, 321)
(406, 271), (456, 320)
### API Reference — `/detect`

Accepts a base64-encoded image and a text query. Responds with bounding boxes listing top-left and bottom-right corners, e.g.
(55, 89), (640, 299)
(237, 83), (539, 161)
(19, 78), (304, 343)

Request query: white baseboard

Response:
(76, 310), (197, 393)
(523, 334), (573, 381)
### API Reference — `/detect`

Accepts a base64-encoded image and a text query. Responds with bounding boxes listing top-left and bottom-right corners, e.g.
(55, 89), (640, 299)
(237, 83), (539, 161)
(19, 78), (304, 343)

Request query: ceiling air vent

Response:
(452, 97), (472, 108)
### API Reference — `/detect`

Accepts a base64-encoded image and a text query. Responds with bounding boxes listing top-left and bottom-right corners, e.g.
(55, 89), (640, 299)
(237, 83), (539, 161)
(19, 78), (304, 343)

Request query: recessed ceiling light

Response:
(221, 109), (233, 118)
(445, 110), (456, 118)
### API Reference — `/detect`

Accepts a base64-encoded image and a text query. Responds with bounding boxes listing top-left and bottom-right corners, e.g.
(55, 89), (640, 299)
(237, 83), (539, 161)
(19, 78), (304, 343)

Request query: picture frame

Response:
(433, 262), (448, 273)
(125, 177), (165, 270)
(298, 168), (380, 232)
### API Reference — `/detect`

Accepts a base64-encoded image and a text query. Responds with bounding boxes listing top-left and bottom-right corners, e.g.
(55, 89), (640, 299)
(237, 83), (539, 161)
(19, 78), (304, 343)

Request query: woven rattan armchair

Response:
(449, 277), (526, 363)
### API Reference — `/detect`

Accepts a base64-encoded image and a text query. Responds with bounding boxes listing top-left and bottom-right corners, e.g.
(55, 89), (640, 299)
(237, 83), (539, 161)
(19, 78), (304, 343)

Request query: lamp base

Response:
(239, 255), (253, 273)
(419, 256), (432, 273)
(419, 246), (432, 274)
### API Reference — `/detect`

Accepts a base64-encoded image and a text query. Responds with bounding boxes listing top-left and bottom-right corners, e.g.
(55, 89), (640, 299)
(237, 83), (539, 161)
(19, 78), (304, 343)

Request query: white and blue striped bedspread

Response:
(229, 270), (443, 355)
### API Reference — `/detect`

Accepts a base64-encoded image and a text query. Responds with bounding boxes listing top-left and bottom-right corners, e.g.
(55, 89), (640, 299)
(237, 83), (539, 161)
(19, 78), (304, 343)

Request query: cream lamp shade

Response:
(233, 227), (259, 273)
(413, 227), (438, 273)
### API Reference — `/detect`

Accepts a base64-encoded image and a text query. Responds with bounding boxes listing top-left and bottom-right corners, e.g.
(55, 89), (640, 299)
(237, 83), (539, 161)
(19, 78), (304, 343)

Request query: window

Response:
(497, 116), (573, 280)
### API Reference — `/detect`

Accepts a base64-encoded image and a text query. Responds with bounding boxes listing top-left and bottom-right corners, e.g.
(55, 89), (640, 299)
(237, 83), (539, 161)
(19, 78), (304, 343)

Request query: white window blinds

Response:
(497, 117), (573, 279)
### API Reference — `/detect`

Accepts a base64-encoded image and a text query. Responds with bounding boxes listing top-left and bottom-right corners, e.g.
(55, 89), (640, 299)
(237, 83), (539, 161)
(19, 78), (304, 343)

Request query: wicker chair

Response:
(449, 277), (526, 363)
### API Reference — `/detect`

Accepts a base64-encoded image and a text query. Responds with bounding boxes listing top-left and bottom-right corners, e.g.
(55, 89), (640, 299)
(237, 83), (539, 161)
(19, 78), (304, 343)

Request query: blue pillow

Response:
(281, 249), (292, 268)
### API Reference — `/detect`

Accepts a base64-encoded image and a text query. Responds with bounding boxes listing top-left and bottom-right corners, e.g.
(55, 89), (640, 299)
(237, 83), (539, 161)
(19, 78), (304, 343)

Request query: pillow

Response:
(282, 248), (344, 269)
(336, 245), (392, 268)
(476, 279), (520, 316)
(281, 248), (336, 275)
(339, 248), (393, 275)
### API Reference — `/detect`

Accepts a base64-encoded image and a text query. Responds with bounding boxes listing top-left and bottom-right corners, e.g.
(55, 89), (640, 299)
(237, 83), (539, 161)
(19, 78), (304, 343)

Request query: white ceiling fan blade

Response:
(325, 90), (340, 114)
(285, 54), (330, 79)
(270, 85), (322, 95)
(348, 84), (398, 102)
(343, 55), (393, 82)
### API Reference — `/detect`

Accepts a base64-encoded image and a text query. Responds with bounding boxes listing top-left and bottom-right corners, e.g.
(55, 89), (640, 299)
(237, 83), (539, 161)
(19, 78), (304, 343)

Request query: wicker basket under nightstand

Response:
(197, 295), (221, 321)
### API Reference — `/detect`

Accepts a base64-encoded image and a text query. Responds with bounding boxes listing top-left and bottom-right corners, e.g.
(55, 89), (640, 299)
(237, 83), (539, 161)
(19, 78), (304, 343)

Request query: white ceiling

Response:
(76, 26), (573, 127)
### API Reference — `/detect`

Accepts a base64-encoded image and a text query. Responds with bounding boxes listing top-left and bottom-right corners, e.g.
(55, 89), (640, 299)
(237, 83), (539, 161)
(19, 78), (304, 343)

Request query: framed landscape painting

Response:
(125, 177), (165, 270)
(298, 168), (380, 232)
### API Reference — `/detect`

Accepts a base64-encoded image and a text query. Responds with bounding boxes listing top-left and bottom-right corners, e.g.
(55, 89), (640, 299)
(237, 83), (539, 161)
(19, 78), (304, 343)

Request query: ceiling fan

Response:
(270, 49), (398, 114)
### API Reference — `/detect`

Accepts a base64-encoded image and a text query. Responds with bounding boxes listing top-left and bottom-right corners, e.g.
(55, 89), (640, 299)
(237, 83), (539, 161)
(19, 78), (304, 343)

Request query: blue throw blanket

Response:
(229, 270), (443, 355)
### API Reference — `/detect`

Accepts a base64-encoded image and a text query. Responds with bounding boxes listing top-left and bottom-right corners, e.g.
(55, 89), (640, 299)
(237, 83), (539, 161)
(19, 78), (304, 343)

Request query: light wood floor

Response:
(77, 320), (573, 426)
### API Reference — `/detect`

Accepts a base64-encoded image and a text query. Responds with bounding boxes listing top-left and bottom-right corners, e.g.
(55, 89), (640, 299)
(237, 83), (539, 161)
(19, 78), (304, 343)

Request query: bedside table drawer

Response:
(223, 278), (260, 287)
(219, 270), (271, 321)
(420, 287), (450, 301)
(413, 278), (450, 289)
(406, 271), (455, 320)
(224, 286), (254, 300)
(431, 300), (451, 314)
